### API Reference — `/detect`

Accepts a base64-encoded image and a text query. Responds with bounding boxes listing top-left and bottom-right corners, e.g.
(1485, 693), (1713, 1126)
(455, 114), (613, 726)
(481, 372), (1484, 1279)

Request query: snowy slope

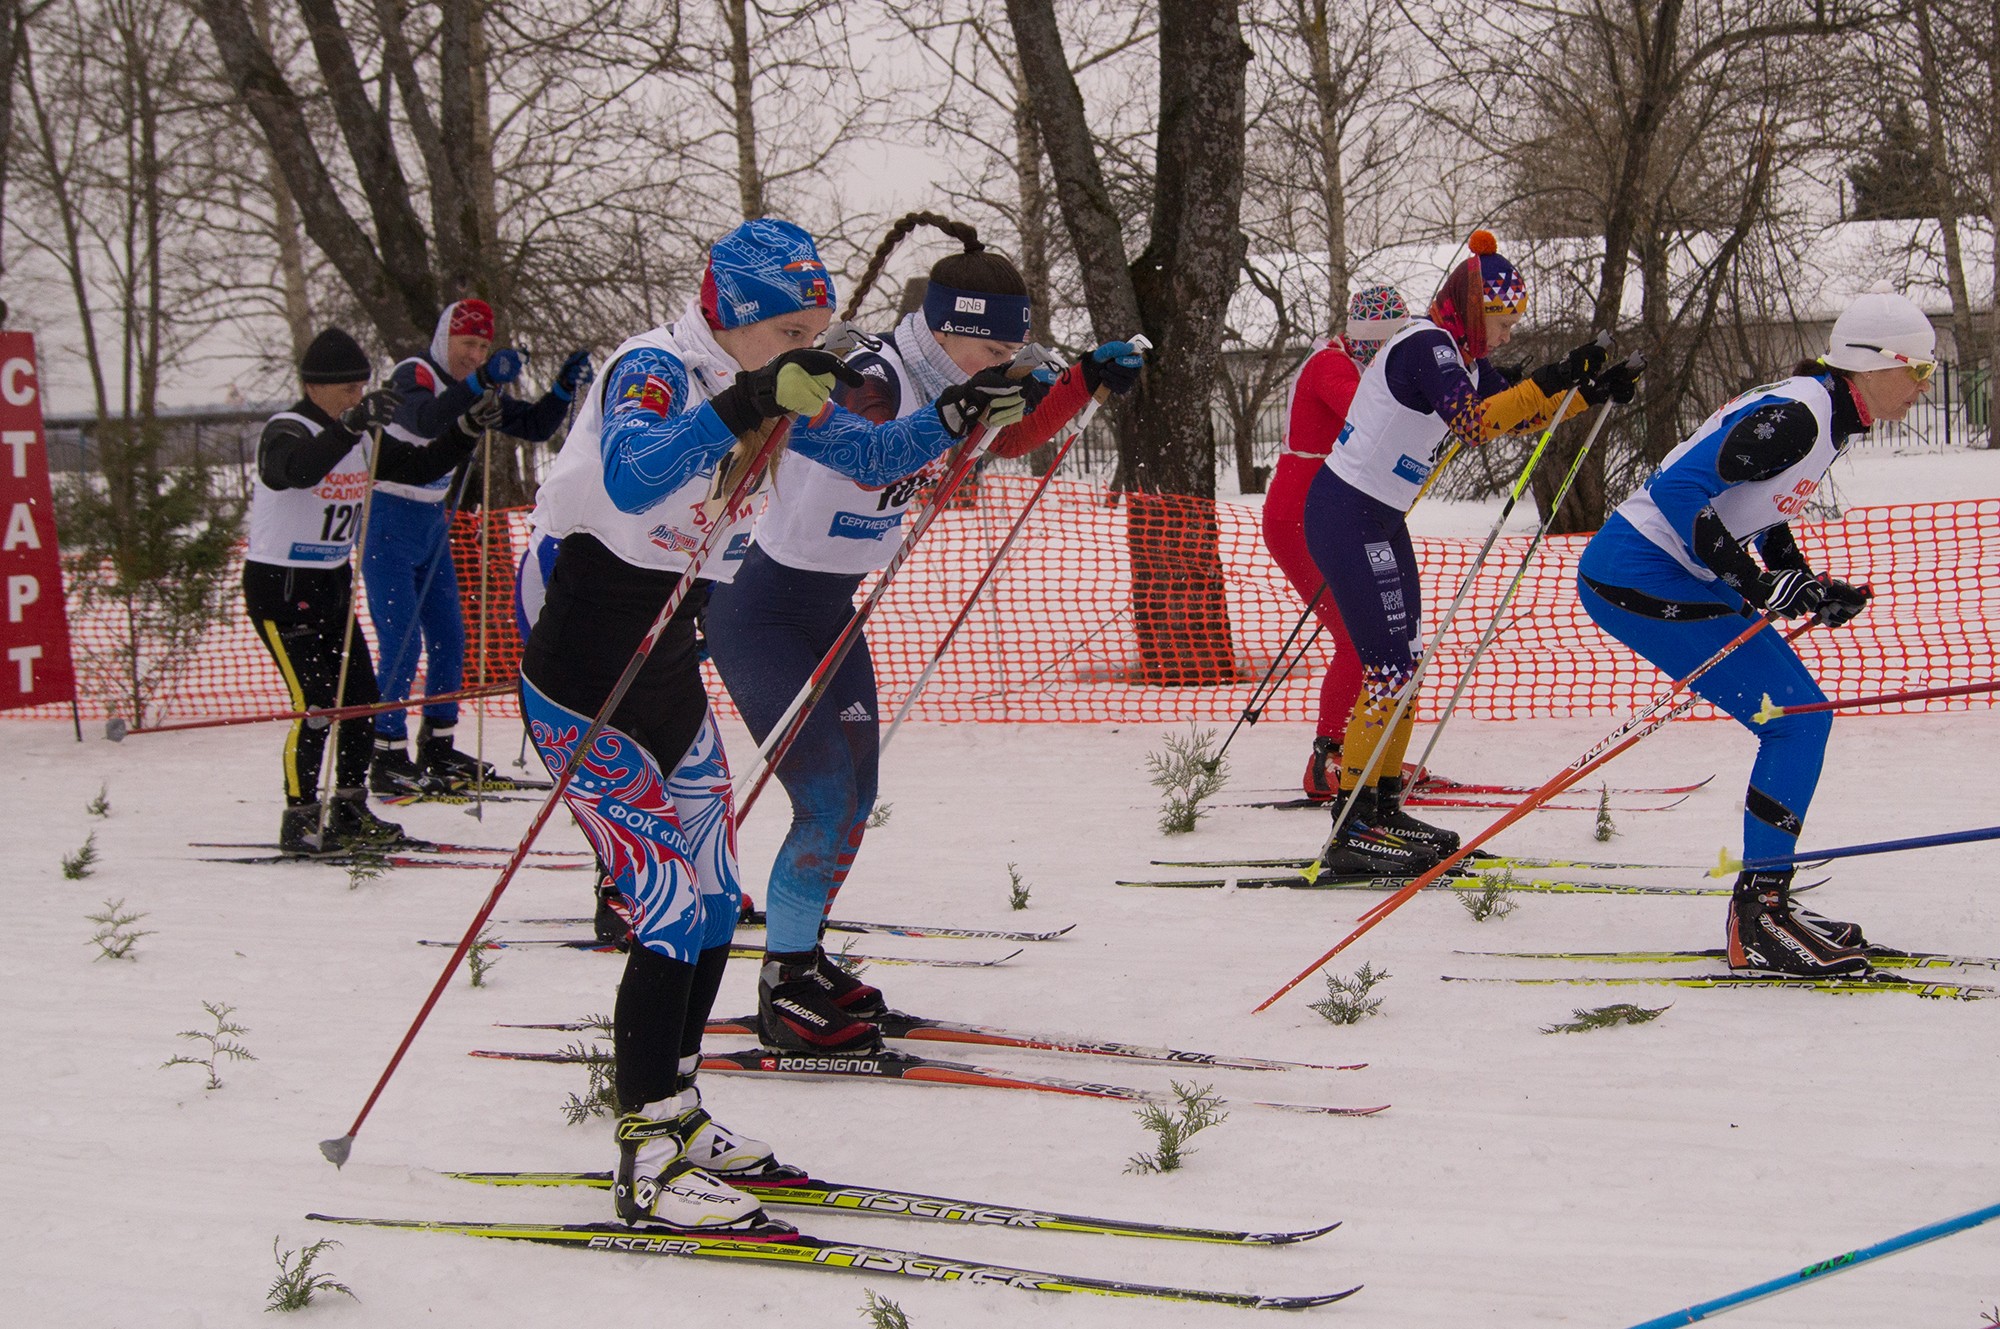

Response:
(3, 701), (1996, 1327)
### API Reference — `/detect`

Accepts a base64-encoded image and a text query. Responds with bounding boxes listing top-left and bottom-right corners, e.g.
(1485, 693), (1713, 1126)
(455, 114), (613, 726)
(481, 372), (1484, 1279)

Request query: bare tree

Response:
(1008, 0), (1250, 685)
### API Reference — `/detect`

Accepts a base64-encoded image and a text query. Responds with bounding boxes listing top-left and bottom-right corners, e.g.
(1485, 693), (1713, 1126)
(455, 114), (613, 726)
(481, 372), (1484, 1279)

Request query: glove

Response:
(551, 349), (593, 401)
(467, 347), (525, 395)
(457, 390), (504, 437)
(338, 387), (402, 433)
(1747, 567), (1827, 620)
(737, 348), (867, 420)
(935, 366), (1029, 437)
(1528, 336), (1610, 397)
(1581, 354), (1644, 406)
(1813, 576), (1871, 628)
(1080, 340), (1146, 396)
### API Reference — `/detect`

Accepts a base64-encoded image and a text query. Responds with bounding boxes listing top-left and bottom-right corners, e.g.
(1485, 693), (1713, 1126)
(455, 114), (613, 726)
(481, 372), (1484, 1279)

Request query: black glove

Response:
(1528, 336), (1610, 397)
(339, 388), (402, 433)
(552, 349), (593, 401)
(1582, 353), (1644, 406)
(1813, 576), (1871, 628)
(457, 390), (504, 437)
(466, 347), (525, 396)
(1747, 567), (1827, 620)
(1080, 340), (1146, 397)
(710, 349), (866, 436)
(935, 366), (1029, 437)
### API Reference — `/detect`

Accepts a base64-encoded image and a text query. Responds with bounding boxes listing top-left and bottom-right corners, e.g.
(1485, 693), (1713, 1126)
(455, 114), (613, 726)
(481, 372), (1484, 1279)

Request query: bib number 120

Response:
(319, 502), (359, 542)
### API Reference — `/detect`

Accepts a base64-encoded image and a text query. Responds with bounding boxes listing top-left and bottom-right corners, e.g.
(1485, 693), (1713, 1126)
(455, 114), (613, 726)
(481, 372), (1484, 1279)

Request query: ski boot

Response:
(670, 1082), (800, 1183)
(327, 790), (406, 849)
(612, 1103), (790, 1233)
(1726, 870), (1869, 976)
(813, 944), (887, 1018)
(1796, 905), (1868, 950)
(419, 721), (499, 789)
(369, 740), (441, 798)
(1314, 785), (1441, 878)
(278, 801), (328, 856)
(757, 951), (884, 1053)
(1369, 776), (1462, 855)
(1302, 737), (1340, 804)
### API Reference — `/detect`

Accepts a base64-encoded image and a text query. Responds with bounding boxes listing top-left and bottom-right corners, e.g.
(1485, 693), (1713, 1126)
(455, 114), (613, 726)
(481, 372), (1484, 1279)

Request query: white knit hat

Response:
(1824, 283), (1936, 373)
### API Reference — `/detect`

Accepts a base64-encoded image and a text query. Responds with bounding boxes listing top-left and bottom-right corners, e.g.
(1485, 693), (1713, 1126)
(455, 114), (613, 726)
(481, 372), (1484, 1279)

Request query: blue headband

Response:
(923, 282), (1031, 342)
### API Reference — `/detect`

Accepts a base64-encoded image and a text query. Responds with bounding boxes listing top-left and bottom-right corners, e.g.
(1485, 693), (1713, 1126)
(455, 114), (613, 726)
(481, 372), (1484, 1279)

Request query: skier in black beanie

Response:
(242, 328), (483, 852)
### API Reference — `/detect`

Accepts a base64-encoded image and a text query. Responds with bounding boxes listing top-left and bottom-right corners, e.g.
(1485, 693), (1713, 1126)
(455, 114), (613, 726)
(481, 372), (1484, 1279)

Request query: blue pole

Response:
(1739, 823), (2000, 873)
(1625, 1199), (2000, 1327)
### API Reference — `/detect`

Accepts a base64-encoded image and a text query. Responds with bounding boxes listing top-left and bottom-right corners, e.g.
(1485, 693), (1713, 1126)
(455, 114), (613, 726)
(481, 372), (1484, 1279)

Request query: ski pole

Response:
(1320, 380), (1590, 854)
(316, 430), (385, 847)
(1712, 822), (2000, 876)
(878, 338), (1151, 753)
(1409, 383), (1632, 781)
(1256, 612), (1786, 1013)
(1623, 1198), (2000, 1328)
(320, 414), (793, 1168)
(733, 346), (1055, 819)
(472, 429), (492, 822)
(1754, 675), (2000, 722)
(1201, 586), (1328, 773)
(103, 681), (514, 741)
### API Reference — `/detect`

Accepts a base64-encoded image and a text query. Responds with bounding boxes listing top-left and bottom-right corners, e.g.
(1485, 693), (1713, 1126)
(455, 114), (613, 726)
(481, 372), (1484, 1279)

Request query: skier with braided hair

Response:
(1303, 230), (1626, 876)
(1264, 283), (1409, 803)
(1577, 285), (1933, 977)
(519, 218), (1023, 1235)
(703, 212), (1145, 1053)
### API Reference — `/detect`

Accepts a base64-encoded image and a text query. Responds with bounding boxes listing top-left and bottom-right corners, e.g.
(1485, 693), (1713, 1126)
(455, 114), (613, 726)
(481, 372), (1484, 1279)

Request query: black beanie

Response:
(300, 328), (373, 384)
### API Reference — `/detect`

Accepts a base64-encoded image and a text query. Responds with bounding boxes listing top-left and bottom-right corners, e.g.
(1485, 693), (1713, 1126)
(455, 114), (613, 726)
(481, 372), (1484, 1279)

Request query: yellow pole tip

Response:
(1752, 694), (1783, 724)
(1709, 847), (1742, 877)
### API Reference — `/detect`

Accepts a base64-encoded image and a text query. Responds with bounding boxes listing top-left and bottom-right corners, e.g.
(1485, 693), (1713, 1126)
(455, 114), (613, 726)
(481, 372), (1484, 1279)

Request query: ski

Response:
(502, 913), (1078, 943)
(1116, 872), (1733, 897)
(472, 1045), (1391, 1116)
(442, 1169), (1341, 1245)
(498, 1012), (1365, 1073)
(203, 853), (582, 872)
(1233, 793), (1688, 812)
(1417, 773), (1714, 798)
(424, 939), (1022, 968)
(1458, 946), (2000, 973)
(307, 1214), (1360, 1308)
(1440, 972), (1994, 1000)
(1151, 852), (1704, 873)
(191, 839), (586, 858)
(377, 788), (545, 807)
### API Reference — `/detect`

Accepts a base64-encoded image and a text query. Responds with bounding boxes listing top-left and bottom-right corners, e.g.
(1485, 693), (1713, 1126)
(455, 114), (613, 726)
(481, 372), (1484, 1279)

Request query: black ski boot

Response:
(1796, 906), (1868, 950)
(327, 789), (406, 849)
(1726, 870), (1869, 976)
(1369, 776), (1462, 855)
(813, 944), (886, 1018)
(1302, 737), (1340, 804)
(278, 801), (328, 855)
(419, 721), (499, 789)
(369, 739), (439, 797)
(756, 951), (883, 1052)
(1315, 786), (1440, 878)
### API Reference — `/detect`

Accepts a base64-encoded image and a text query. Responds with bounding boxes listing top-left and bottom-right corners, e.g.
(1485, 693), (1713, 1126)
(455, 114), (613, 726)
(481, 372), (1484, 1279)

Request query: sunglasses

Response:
(1849, 343), (1936, 383)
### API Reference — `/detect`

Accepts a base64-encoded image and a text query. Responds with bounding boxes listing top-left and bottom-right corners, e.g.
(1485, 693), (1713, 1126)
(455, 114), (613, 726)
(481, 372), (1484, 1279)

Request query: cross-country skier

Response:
(1576, 285), (1933, 976)
(519, 218), (1027, 1233)
(1302, 229), (1628, 875)
(1264, 284), (1408, 802)
(365, 297), (591, 795)
(702, 212), (1145, 1053)
(244, 328), (486, 852)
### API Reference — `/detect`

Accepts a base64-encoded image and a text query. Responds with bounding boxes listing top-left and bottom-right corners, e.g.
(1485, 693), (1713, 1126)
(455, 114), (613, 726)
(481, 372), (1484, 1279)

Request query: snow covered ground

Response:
(3, 701), (1997, 1327)
(6, 444), (1999, 1326)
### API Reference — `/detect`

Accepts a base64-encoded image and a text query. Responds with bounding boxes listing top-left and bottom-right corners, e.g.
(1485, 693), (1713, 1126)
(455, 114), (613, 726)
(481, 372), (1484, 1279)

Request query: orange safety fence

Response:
(14, 481), (2000, 728)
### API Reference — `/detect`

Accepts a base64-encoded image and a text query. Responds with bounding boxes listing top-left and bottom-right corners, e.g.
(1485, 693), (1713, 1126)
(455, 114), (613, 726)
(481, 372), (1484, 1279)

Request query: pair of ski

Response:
(423, 938), (1023, 969)
(315, 1162), (1359, 1308)
(1232, 773), (1712, 813)
(376, 774), (554, 806)
(508, 910), (1077, 945)
(1123, 848), (1818, 896)
(1449, 945), (2000, 1000)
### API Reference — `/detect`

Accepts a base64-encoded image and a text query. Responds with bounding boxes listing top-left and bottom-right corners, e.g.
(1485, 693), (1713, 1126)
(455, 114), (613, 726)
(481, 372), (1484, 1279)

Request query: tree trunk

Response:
(725, 0), (765, 219)
(1302, 0), (1349, 315)
(1008, 0), (1248, 685)
(1911, 0), (1977, 402)
(0, 0), (21, 295)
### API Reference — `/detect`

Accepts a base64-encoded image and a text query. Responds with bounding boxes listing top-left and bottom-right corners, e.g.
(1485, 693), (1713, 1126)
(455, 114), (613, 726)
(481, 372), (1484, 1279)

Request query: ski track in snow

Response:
(6, 450), (1999, 1326)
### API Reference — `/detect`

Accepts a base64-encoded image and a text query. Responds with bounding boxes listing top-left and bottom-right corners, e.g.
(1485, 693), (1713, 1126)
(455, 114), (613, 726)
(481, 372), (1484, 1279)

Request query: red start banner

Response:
(0, 332), (78, 711)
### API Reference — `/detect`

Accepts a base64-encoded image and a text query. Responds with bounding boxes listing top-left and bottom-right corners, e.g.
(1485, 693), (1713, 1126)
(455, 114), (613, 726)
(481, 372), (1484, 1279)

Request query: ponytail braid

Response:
(844, 211), (1022, 323)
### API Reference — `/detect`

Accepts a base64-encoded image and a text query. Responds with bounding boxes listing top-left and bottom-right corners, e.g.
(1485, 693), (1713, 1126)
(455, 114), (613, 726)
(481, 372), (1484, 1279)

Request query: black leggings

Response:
(244, 561), (379, 802)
